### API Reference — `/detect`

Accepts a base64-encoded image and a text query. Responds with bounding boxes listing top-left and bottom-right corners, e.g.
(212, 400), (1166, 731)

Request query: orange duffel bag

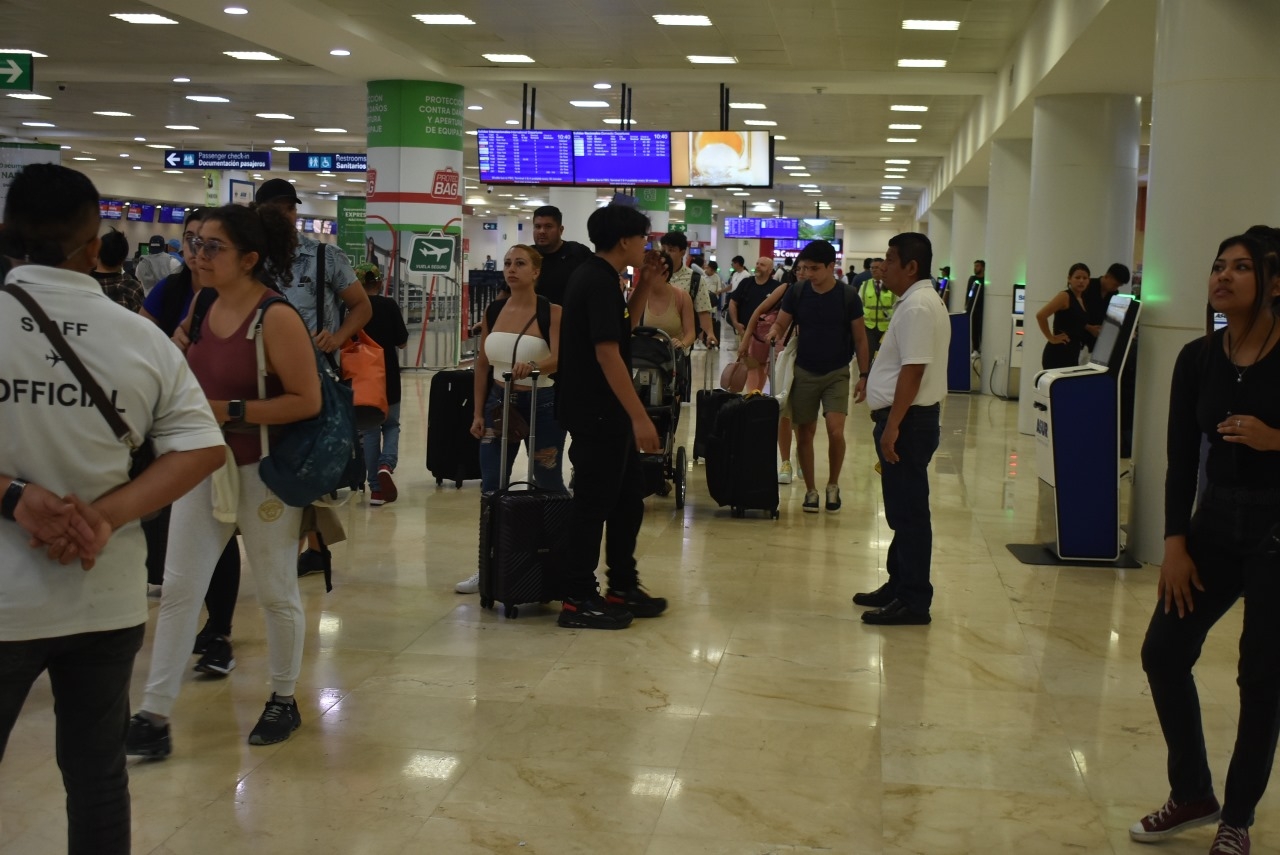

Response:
(341, 330), (388, 430)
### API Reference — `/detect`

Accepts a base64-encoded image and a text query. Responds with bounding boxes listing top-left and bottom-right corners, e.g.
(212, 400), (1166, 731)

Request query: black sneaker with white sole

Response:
(125, 713), (171, 759)
(193, 636), (236, 676)
(557, 594), (634, 630)
(606, 586), (668, 618)
(248, 694), (302, 746)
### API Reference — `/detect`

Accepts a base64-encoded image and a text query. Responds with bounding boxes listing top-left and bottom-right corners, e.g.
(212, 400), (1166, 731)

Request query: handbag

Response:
(485, 312), (538, 444)
(720, 359), (748, 393)
(340, 329), (388, 431)
(773, 334), (799, 406)
(251, 297), (358, 509)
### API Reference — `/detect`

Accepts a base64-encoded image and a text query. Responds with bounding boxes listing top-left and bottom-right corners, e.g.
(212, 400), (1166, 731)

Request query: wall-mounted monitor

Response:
(573, 130), (672, 186)
(126, 203), (156, 222)
(670, 130), (772, 188)
(798, 218), (836, 240)
(99, 200), (123, 220)
(721, 217), (799, 239)
(158, 206), (188, 224)
(477, 129), (575, 185)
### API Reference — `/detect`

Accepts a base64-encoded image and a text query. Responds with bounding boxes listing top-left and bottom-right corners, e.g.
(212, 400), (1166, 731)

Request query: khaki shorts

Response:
(788, 364), (851, 425)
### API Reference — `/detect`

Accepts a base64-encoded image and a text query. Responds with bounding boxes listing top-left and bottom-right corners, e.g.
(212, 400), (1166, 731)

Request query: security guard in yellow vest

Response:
(859, 259), (895, 357)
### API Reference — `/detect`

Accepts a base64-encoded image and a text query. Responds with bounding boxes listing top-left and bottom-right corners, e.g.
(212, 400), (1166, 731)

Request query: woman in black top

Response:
(1036, 262), (1092, 369)
(1131, 228), (1280, 853)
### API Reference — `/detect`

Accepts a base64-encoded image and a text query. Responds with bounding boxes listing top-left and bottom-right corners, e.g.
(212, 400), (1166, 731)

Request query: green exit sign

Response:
(0, 54), (34, 92)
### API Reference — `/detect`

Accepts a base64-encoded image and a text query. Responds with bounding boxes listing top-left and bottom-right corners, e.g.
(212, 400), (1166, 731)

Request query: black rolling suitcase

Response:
(427, 368), (482, 488)
(478, 372), (571, 618)
(693, 348), (737, 462)
(704, 348), (780, 518)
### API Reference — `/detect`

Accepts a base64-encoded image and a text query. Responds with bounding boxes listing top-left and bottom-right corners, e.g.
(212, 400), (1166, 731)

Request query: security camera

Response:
(57, 84), (67, 91)
(486, 186), (493, 194)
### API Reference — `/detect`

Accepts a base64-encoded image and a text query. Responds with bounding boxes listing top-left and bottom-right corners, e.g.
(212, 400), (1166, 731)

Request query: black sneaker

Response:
(192, 619), (216, 655)
(194, 636), (236, 676)
(248, 694), (302, 746)
(606, 586), (668, 618)
(557, 594), (634, 630)
(297, 548), (329, 578)
(125, 713), (171, 759)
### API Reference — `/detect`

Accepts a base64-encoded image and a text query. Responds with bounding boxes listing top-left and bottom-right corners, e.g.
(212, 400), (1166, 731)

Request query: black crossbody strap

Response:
(2, 283), (138, 449)
(314, 241), (326, 334)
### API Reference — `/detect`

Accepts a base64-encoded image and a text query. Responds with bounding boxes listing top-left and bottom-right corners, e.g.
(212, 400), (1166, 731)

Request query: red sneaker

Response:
(378, 466), (398, 503)
(1210, 824), (1250, 855)
(369, 490), (386, 506)
(1129, 795), (1221, 842)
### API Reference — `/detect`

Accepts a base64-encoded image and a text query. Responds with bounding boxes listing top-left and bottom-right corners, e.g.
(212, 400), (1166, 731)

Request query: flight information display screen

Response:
(572, 131), (672, 186)
(721, 217), (800, 239)
(477, 129), (575, 185)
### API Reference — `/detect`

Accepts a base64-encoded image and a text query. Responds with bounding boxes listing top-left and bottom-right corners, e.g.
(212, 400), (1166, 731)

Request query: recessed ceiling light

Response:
(60, 145), (70, 149)
(164, 169), (183, 174)
(889, 123), (922, 130)
(570, 100), (610, 108)
(413, 14), (475, 25)
(345, 178), (364, 183)
(781, 165), (804, 171)
(886, 159), (911, 164)
(797, 184), (818, 188)
(888, 138), (918, 143)
(94, 111), (132, 117)
(287, 179), (296, 183)
(482, 53), (535, 63)
(465, 130), (478, 135)
(602, 118), (635, 125)
(22, 121), (54, 127)
(272, 145), (299, 151)
(593, 82), (611, 90)
(880, 217), (892, 221)
(224, 51), (279, 61)
(173, 76), (190, 83)
(504, 119), (520, 125)
(314, 128), (347, 133)
(467, 104), (483, 110)
(882, 185), (903, 190)
(224, 6), (248, 14)
(187, 95), (229, 103)
(654, 14), (711, 25)
(165, 124), (199, 130)
(729, 102), (766, 109)
(329, 49), (351, 57)
(884, 174), (906, 179)
(774, 135), (787, 141)
(743, 119), (776, 126)
(902, 19), (960, 30)
(688, 55), (737, 64)
(732, 192), (750, 196)
(791, 172), (811, 177)
(134, 136), (145, 141)
(0, 49), (47, 58)
(886, 167), (908, 172)
(119, 153), (130, 157)
(145, 144), (175, 149)
(319, 184), (327, 188)
(256, 113), (294, 120)
(775, 156), (801, 162)
(110, 13), (178, 24)
(897, 59), (947, 68)
(132, 165), (142, 170)
(72, 156), (95, 161)
(8, 92), (51, 100)
(274, 138), (286, 144)
(891, 105), (928, 113)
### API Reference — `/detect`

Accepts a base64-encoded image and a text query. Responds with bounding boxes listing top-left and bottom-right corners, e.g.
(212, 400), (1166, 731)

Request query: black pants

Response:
(0, 624), (145, 855)
(872, 405), (941, 613)
(562, 416), (645, 599)
(1141, 487), (1280, 828)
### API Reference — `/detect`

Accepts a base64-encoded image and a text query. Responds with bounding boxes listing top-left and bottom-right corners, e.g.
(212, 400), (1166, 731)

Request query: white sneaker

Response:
(454, 572), (480, 594)
(778, 461), (793, 484)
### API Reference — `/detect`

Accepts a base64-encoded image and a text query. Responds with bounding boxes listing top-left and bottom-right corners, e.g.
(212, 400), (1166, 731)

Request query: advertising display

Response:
(798, 218), (836, 240)
(477, 129), (574, 185)
(670, 131), (772, 187)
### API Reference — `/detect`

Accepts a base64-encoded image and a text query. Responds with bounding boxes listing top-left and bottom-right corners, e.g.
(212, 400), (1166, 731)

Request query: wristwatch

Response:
(2, 478), (28, 521)
(227, 400), (247, 424)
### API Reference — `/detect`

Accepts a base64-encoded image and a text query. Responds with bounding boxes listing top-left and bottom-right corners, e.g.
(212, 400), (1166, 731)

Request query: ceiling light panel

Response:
(570, 100), (610, 108)
(742, 119), (776, 126)
(94, 111), (132, 117)
(187, 95), (229, 103)
(889, 123), (922, 130)
(483, 54), (534, 63)
(898, 59), (947, 68)
(413, 14), (475, 25)
(654, 14), (711, 25)
(314, 128), (347, 133)
(687, 55), (737, 64)
(891, 105), (928, 112)
(729, 102), (765, 109)
(165, 124), (199, 130)
(8, 93), (50, 100)
(110, 13), (177, 24)
(256, 113), (294, 119)
(886, 159), (911, 164)
(902, 20), (960, 30)
(0, 49), (47, 57)
(775, 156), (801, 162)
(224, 51), (279, 60)
(887, 138), (918, 143)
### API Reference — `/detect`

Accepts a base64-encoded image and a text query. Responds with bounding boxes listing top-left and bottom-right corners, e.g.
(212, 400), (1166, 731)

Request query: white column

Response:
(982, 139), (1032, 396)
(950, 186), (988, 313)
(926, 208), (952, 280)
(548, 187), (599, 247)
(1018, 94), (1141, 434)
(1130, 0), (1280, 563)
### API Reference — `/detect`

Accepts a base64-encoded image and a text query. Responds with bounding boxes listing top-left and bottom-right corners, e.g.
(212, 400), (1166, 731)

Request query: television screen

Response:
(126, 203), (156, 222)
(573, 130), (671, 186)
(670, 131), (771, 188)
(773, 238), (842, 252)
(1090, 294), (1140, 370)
(100, 200), (123, 220)
(158, 206), (187, 224)
(1013, 285), (1026, 315)
(798, 218), (835, 240)
(477, 129), (575, 185)
(721, 217), (798, 239)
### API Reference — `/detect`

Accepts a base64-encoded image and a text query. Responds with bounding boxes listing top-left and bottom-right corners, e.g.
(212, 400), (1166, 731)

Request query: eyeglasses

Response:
(188, 237), (233, 259)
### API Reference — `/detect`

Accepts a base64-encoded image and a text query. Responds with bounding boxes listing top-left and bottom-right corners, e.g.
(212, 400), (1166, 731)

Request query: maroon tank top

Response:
(187, 294), (285, 466)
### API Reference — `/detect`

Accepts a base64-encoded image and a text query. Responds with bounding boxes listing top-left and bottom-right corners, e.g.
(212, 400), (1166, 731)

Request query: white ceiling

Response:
(0, 0), (1151, 228)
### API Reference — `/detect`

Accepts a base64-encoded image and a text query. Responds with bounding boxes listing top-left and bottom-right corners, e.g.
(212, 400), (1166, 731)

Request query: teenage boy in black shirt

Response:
(556, 204), (667, 630)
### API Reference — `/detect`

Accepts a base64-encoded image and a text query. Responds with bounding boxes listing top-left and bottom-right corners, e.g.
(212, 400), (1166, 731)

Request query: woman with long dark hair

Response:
(1131, 227), (1280, 854)
(1037, 262), (1092, 369)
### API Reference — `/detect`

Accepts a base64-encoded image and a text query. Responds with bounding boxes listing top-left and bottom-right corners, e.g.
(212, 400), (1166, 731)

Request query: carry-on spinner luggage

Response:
(693, 347), (737, 462)
(704, 348), (780, 518)
(427, 369), (483, 488)
(478, 372), (571, 618)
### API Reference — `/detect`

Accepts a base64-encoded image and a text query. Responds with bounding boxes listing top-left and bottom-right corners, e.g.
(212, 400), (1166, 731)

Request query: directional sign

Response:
(162, 150), (271, 170)
(409, 232), (457, 274)
(287, 152), (368, 173)
(0, 54), (33, 91)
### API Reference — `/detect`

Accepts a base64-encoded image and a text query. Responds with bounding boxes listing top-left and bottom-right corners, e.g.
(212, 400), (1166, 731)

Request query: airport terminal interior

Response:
(2, 0), (1279, 852)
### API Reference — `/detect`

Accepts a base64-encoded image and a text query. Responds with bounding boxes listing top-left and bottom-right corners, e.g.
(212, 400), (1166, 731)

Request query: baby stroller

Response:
(630, 326), (688, 509)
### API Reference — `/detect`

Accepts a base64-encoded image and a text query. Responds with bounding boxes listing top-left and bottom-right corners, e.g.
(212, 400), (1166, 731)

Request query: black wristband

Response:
(2, 478), (28, 521)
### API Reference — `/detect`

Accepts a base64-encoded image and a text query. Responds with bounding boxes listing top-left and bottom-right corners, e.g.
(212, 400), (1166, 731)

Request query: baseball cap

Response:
(255, 178), (301, 206)
(353, 262), (381, 283)
(148, 235), (165, 252)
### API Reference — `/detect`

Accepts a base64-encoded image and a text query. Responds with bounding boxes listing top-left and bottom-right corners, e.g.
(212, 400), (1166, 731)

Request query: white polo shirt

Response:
(1, 265), (225, 641)
(865, 279), (951, 412)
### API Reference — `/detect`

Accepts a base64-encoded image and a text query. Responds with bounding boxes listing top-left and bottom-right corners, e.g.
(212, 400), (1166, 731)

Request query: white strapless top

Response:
(485, 331), (554, 386)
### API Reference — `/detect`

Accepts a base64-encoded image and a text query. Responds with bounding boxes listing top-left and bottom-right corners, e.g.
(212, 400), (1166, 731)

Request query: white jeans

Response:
(142, 466), (305, 716)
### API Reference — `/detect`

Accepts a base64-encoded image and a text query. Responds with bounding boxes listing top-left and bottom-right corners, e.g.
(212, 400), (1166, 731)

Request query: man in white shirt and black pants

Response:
(855, 232), (950, 626)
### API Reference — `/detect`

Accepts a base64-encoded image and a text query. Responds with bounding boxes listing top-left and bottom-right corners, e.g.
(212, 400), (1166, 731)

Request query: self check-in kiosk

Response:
(946, 278), (984, 392)
(1032, 294), (1140, 561)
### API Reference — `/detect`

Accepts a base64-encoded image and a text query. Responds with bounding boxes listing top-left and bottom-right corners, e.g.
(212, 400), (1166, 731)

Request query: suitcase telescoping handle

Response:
(499, 369), (540, 491)
(767, 335), (777, 397)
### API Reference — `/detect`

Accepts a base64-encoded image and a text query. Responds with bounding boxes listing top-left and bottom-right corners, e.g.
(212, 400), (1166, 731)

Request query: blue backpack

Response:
(251, 297), (358, 508)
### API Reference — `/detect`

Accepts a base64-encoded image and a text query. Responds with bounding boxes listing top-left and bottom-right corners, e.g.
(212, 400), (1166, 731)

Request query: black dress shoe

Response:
(852, 584), (894, 608)
(861, 599), (931, 625)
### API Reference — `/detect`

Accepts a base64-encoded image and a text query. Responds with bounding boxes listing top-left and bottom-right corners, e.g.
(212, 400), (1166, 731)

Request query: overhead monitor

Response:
(572, 130), (672, 186)
(477, 129), (575, 185)
(721, 217), (799, 239)
(798, 218), (836, 240)
(99, 200), (123, 220)
(670, 130), (772, 187)
(1089, 294), (1141, 370)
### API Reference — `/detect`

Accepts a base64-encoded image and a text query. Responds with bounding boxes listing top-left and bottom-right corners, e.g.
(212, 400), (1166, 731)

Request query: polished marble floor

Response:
(0, 346), (1269, 854)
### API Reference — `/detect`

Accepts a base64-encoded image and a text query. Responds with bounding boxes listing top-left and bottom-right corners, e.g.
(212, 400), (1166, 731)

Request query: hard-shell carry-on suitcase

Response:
(704, 346), (780, 518)
(426, 368), (483, 488)
(693, 346), (738, 462)
(477, 371), (572, 618)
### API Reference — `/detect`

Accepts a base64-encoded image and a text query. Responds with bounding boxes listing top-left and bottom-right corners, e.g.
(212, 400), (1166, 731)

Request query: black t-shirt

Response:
(556, 254), (631, 429)
(363, 294), (409, 405)
(780, 281), (864, 375)
(729, 277), (778, 327)
(536, 240), (593, 305)
(1165, 331), (1280, 537)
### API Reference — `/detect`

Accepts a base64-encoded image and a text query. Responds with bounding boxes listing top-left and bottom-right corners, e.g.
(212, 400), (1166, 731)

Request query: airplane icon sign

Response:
(409, 234), (456, 273)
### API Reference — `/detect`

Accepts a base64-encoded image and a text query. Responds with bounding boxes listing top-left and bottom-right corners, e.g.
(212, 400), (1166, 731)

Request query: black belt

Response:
(870, 403), (940, 423)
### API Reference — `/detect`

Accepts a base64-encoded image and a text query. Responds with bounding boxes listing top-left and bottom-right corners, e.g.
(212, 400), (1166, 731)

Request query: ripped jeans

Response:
(479, 383), (567, 493)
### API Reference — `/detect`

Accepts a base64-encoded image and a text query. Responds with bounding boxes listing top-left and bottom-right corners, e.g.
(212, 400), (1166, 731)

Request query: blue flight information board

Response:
(721, 217), (799, 239)
(572, 131), (671, 186)
(478, 129), (574, 185)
